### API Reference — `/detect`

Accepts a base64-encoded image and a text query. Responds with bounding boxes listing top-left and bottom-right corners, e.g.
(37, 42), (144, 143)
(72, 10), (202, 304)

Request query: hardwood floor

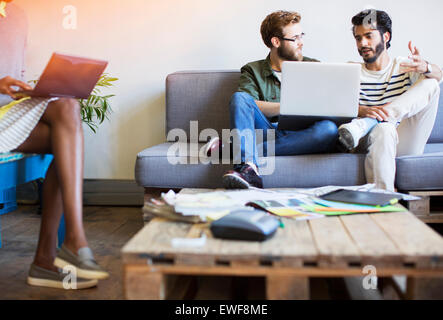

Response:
(2, 204), (440, 300)
(0, 205), (143, 300)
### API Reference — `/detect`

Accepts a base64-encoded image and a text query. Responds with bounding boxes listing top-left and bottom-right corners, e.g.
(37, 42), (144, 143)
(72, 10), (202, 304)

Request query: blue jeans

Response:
(229, 92), (338, 167)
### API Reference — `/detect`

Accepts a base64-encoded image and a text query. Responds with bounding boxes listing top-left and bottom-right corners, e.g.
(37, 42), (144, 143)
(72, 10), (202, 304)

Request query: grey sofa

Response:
(135, 71), (443, 192)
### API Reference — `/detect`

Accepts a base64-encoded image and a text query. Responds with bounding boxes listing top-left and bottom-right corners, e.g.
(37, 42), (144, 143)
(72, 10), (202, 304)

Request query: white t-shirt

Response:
(272, 70), (282, 83)
(359, 57), (423, 107)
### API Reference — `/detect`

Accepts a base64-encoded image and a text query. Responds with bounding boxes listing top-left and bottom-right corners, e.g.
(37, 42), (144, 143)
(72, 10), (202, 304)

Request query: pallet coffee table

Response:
(122, 189), (443, 300)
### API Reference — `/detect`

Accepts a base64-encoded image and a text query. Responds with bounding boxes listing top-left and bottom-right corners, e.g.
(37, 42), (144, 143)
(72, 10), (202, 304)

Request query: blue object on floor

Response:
(0, 153), (65, 248)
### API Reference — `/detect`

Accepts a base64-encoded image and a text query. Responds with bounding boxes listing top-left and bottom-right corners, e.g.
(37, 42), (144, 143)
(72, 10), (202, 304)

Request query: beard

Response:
(277, 45), (302, 61)
(359, 40), (385, 63)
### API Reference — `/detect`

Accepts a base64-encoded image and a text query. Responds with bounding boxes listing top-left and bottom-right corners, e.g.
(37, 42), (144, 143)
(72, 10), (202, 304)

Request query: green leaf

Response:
(32, 73), (118, 133)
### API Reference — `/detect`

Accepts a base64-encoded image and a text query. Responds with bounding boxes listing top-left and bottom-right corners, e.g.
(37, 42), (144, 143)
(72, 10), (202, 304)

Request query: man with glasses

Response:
(337, 10), (442, 191)
(214, 10), (339, 189)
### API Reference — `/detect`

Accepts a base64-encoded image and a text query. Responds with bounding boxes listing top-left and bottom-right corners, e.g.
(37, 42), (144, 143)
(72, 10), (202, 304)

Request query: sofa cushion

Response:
(166, 71), (238, 142)
(396, 151), (443, 191)
(135, 143), (367, 189)
(135, 142), (232, 189)
(424, 143), (443, 153)
(428, 82), (443, 143)
(136, 142), (443, 190)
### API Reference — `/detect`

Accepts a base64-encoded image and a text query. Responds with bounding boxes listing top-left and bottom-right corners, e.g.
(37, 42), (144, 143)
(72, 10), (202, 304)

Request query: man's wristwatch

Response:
(424, 61), (432, 74)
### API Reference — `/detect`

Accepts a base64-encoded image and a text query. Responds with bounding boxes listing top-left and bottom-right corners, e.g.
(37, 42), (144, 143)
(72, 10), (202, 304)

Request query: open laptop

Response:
(17, 53), (108, 99)
(278, 62), (361, 131)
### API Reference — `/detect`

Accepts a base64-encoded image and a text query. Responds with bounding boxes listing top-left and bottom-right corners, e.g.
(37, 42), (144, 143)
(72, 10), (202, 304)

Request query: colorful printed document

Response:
(304, 198), (406, 216)
(247, 198), (324, 220)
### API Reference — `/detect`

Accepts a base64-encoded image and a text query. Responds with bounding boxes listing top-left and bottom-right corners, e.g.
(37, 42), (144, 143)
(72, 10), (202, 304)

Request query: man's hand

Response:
(0, 76), (32, 99)
(255, 100), (280, 118)
(358, 103), (390, 122)
(400, 41), (429, 74)
(399, 41), (442, 82)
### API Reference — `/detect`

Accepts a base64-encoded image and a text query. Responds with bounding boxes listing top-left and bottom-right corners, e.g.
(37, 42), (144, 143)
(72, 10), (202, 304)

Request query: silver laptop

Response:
(278, 62), (361, 130)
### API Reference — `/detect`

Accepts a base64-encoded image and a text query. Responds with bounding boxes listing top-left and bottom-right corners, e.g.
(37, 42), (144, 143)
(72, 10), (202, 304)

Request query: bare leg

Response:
(15, 98), (88, 271)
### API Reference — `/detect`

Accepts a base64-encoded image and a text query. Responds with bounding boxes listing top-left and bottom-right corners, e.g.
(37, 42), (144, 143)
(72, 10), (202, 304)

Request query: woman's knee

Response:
(46, 98), (82, 126)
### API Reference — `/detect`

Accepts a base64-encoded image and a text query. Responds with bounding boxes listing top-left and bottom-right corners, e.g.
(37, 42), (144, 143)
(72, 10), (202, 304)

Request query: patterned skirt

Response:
(0, 97), (57, 153)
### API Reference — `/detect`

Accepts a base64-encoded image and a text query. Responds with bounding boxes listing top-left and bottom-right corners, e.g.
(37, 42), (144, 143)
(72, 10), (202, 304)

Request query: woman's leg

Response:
(15, 98), (88, 270)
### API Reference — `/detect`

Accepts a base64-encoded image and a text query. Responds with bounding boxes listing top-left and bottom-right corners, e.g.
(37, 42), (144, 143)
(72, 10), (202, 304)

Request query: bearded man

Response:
(217, 10), (339, 189)
(337, 10), (442, 191)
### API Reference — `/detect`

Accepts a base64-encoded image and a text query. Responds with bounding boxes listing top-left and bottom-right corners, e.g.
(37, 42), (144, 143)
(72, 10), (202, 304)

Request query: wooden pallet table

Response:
(407, 191), (443, 223)
(122, 205), (443, 300)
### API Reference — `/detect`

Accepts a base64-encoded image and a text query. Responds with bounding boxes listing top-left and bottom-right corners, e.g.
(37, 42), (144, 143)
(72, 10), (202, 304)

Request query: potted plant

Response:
(80, 73), (118, 132)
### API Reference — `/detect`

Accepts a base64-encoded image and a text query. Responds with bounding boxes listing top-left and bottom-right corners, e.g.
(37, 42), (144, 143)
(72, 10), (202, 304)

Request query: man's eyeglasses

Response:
(279, 33), (306, 42)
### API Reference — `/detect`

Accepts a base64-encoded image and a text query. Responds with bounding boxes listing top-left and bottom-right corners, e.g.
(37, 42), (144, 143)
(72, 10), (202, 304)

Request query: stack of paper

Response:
(246, 198), (324, 220)
(302, 198), (406, 216)
(145, 187), (409, 223)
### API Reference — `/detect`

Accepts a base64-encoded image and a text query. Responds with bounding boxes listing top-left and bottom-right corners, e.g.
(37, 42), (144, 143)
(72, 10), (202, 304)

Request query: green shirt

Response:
(238, 55), (320, 103)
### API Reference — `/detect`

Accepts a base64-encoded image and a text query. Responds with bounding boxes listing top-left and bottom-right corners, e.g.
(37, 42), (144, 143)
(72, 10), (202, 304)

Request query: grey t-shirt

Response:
(0, 4), (28, 106)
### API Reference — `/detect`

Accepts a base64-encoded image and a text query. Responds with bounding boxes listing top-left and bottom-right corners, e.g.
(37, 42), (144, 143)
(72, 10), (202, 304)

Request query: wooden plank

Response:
(122, 265), (443, 278)
(408, 197), (430, 216)
(122, 218), (189, 257)
(124, 265), (165, 300)
(125, 266), (195, 300)
(216, 237), (262, 264)
(260, 219), (318, 267)
(371, 212), (443, 267)
(414, 215), (443, 224)
(123, 218), (224, 266)
(340, 214), (403, 267)
(407, 191), (443, 219)
(409, 191), (443, 197)
(266, 275), (309, 300)
(309, 217), (361, 267)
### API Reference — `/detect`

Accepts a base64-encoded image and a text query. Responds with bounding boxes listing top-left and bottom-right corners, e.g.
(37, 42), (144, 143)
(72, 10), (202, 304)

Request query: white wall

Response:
(15, 0), (443, 179)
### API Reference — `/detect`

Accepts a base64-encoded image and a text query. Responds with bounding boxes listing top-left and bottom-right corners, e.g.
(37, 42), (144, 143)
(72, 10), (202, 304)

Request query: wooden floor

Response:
(0, 205), (143, 300)
(1, 205), (441, 300)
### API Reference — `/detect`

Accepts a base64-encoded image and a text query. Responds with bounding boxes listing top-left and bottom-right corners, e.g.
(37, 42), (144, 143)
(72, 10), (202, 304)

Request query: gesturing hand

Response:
(0, 76), (32, 99)
(399, 41), (428, 74)
(358, 103), (391, 122)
